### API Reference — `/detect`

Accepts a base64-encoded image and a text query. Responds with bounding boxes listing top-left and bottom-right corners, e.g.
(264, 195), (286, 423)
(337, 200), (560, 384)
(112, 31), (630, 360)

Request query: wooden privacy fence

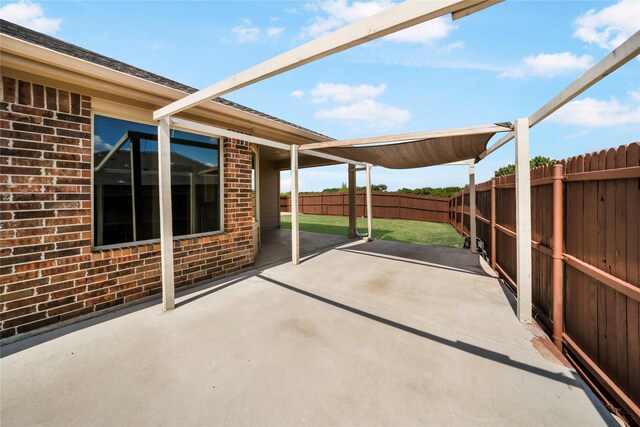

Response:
(450, 142), (640, 423)
(280, 192), (450, 223)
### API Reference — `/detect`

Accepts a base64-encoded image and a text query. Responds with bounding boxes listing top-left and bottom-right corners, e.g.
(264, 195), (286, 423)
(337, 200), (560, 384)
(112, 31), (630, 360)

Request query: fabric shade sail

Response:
(318, 132), (496, 169)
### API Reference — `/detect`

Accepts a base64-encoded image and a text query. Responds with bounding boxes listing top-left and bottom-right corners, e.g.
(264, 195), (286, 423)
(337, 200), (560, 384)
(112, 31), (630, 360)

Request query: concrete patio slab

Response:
(1, 240), (614, 426)
(254, 229), (349, 268)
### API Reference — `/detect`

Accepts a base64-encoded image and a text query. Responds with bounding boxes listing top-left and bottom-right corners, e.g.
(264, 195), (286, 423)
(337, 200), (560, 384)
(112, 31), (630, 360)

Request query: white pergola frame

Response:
(151, 0), (639, 327)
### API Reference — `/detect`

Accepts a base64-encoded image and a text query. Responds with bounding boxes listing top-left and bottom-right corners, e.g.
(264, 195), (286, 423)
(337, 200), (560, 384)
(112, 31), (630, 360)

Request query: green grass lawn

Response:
(280, 214), (464, 248)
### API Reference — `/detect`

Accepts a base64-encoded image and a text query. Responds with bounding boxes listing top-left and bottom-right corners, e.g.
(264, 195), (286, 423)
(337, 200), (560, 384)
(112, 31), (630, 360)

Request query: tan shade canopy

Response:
(319, 133), (496, 169)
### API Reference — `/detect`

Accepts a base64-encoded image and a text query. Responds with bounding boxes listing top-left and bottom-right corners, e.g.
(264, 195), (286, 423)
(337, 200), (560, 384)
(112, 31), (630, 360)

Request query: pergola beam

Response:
(478, 30), (640, 160)
(153, 0), (492, 120)
(299, 123), (510, 151)
(304, 149), (366, 166)
(452, 0), (503, 20)
(171, 118), (363, 166)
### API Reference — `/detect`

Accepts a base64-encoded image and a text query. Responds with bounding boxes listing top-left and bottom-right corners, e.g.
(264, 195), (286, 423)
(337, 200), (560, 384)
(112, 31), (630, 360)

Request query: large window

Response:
(93, 115), (221, 247)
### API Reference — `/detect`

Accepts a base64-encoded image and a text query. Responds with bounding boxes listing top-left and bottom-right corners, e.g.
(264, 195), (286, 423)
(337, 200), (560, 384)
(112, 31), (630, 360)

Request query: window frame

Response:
(91, 111), (225, 250)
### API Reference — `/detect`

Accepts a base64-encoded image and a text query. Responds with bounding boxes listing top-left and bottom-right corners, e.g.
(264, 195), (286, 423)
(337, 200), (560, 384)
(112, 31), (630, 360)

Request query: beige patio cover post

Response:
(158, 117), (175, 310)
(468, 161), (477, 254)
(365, 164), (373, 241)
(290, 145), (300, 265)
(515, 118), (532, 324)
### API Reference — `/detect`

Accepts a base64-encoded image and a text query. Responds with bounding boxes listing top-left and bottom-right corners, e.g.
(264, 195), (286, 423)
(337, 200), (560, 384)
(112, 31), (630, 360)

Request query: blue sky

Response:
(3, 0), (639, 191)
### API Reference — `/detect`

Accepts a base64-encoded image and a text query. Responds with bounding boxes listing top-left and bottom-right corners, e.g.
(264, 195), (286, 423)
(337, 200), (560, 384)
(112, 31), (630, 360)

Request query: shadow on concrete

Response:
(255, 229), (351, 268)
(282, 222), (394, 238)
(257, 273), (583, 389)
(176, 275), (252, 308)
(338, 240), (491, 278)
(1, 272), (255, 358)
(497, 279), (518, 317)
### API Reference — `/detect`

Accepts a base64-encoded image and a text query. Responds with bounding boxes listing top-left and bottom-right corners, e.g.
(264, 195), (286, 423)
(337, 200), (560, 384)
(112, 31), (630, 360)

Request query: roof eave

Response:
(0, 34), (331, 145)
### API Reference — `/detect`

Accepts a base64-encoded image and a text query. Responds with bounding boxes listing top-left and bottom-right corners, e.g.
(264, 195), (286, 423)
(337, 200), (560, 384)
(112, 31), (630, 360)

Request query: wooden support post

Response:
(456, 193), (460, 232)
(454, 193), (458, 232)
(490, 178), (496, 269)
(552, 164), (564, 349)
(457, 194), (461, 232)
(290, 145), (300, 265)
(158, 117), (175, 311)
(469, 161), (477, 253)
(348, 164), (357, 238)
(515, 118), (532, 324)
(365, 163), (373, 241)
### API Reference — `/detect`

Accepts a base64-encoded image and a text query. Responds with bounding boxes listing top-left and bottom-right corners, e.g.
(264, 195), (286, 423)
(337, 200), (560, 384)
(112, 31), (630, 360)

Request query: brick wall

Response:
(0, 77), (254, 339)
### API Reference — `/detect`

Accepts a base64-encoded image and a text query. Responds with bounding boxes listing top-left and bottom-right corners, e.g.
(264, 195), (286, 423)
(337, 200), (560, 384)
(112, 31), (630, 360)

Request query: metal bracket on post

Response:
(515, 118), (532, 324)
(468, 160), (477, 254)
(158, 116), (175, 311)
(290, 145), (300, 265)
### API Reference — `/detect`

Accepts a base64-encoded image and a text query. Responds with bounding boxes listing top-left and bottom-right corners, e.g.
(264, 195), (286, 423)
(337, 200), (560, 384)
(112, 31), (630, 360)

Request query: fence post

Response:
(491, 178), (496, 270)
(459, 193), (462, 232)
(453, 194), (458, 231)
(552, 164), (564, 350)
(454, 194), (458, 231)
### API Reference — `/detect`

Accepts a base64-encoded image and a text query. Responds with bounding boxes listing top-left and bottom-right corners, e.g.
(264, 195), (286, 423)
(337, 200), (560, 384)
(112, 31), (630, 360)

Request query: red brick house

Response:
(0, 20), (336, 339)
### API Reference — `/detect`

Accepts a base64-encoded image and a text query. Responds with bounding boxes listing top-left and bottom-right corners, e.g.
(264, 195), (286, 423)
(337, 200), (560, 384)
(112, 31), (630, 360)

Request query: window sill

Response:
(92, 229), (226, 252)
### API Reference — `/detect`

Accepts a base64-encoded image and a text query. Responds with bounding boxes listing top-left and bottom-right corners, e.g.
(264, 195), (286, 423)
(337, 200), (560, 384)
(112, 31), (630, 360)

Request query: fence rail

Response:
(450, 142), (640, 424)
(280, 192), (450, 223)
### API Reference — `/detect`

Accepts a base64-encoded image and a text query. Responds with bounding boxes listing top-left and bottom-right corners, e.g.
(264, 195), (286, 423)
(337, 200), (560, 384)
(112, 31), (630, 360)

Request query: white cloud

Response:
(267, 27), (284, 37)
(94, 135), (113, 152)
(310, 82), (386, 103)
(549, 97), (640, 127)
(301, 0), (455, 44)
(574, 0), (640, 49)
(316, 99), (411, 131)
(0, 1), (61, 35)
(232, 19), (260, 42)
(629, 90), (640, 101)
(561, 129), (592, 140)
(280, 177), (307, 192)
(290, 89), (305, 98)
(303, 15), (343, 37)
(304, 80), (409, 130)
(385, 17), (455, 45)
(437, 41), (465, 54)
(500, 52), (593, 78)
(284, 7), (297, 14)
